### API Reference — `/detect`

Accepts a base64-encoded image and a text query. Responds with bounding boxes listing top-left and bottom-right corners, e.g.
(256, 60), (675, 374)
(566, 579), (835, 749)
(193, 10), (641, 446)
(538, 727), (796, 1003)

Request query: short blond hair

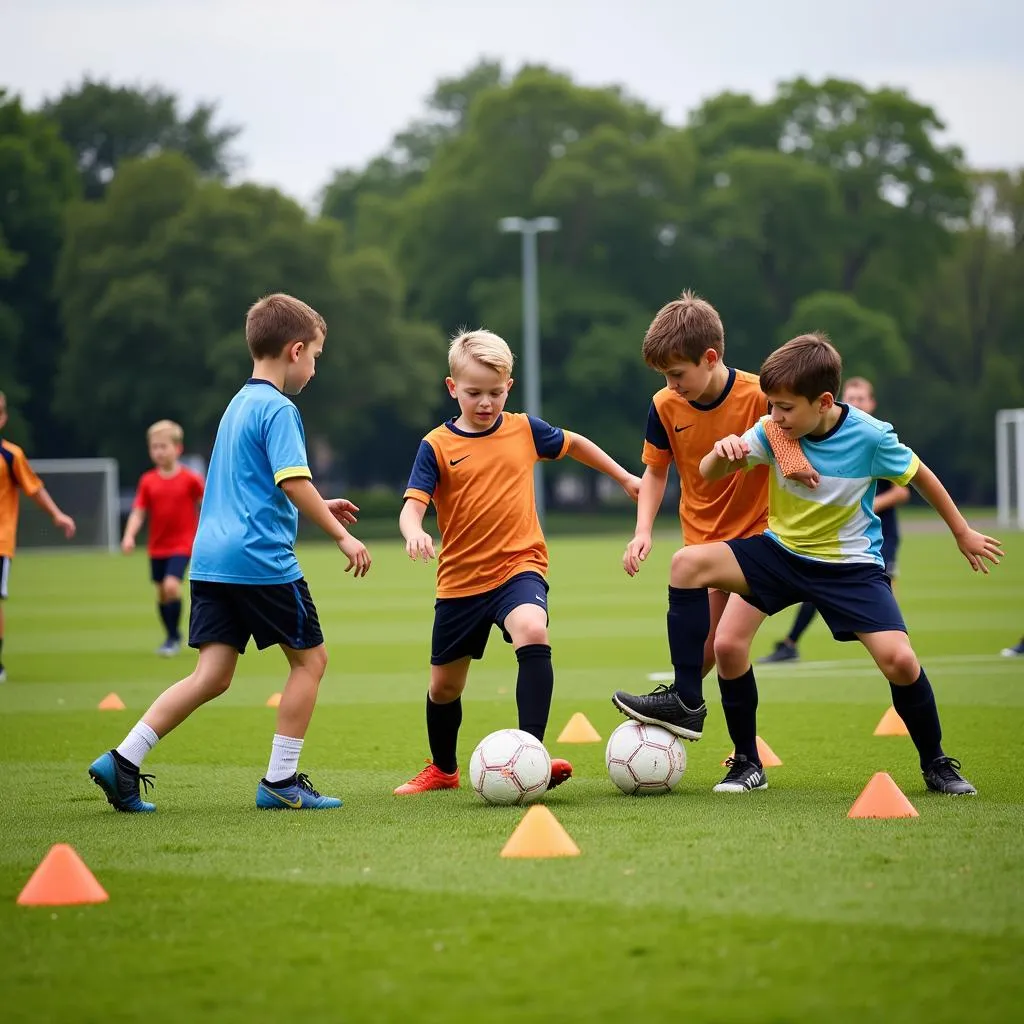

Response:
(246, 293), (326, 360)
(842, 376), (874, 397)
(147, 419), (184, 445)
(448, 329), (514, 379)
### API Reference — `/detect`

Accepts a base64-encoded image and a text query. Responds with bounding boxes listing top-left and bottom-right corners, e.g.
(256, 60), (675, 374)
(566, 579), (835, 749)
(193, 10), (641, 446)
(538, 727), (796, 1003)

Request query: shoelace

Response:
(647, 684), (674, 698)
(295, 773), (323, 797)
(409, 760), (444, 784)
(138, 773), (156, 794)
(931, 757), (963, 780)
(721, 757), (752, 781)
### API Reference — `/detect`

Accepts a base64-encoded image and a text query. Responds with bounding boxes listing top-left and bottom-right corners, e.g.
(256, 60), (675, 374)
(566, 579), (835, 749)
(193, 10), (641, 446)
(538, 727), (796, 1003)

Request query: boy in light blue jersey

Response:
(89, 294), (371, 813)
(613, 333), (1002, 796)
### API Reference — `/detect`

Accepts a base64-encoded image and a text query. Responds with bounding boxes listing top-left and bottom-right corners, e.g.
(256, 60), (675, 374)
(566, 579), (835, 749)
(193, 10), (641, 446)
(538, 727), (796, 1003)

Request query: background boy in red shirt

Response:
(122, 420), (204, 656)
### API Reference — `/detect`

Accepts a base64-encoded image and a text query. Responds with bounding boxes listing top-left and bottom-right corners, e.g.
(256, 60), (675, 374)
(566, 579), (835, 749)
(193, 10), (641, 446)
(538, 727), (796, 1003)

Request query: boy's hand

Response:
(713, 435), (750, 465)
(338, 534), (371, 577)
(54, 512), (76, 539)
(623, 532), (652, 577)
(406, 531), (436, 563)
(955, 528), (1004, 574)
(787, 467), (821, 490)
(121, 536), (135, 554)
(326, 498), (359, 526)
(621, 473), (643, 502)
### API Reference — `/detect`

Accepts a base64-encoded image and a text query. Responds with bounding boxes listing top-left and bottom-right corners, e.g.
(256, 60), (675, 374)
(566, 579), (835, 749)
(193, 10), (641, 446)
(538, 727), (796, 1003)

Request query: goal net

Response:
(996, 409), (1024, 530)
(16, 458), (120, 552)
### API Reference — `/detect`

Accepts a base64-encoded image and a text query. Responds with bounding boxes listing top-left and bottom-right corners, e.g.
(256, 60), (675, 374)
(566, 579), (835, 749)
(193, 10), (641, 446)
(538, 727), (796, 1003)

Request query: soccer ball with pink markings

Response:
(469, 729), (552, 806)
(606, 721), (687, 795)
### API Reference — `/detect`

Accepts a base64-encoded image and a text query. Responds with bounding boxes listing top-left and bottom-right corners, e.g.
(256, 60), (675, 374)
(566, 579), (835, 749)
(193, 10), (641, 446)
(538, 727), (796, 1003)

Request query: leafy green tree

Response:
(0, 90), (80, 450)
(43, 78), (241, 199)
(54, 154), (444, 481)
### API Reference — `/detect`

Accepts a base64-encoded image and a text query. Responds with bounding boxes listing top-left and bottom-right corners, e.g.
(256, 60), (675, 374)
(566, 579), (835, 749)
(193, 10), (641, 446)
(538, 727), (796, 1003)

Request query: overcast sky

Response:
(5, 0), (1023, 205)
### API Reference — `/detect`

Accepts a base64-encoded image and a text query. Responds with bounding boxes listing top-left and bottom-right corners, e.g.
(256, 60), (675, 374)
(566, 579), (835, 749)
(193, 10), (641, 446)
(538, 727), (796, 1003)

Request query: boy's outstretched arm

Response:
(29, 487), (76, 539)
(121, 507), (145, 552)
(399, 497), (436, 562)
(909, 462), (1003, 573)
(566, 434), (642, 500)
(699, 435), (750, 482)
(623, 463), (668, 576)
(279, 477), (371, 577)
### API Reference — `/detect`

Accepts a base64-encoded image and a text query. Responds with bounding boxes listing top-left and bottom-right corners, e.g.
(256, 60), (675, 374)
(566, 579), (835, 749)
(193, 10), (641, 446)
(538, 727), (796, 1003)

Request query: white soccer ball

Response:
(605, 720), (687, 795)
(469, 728), (552, 806)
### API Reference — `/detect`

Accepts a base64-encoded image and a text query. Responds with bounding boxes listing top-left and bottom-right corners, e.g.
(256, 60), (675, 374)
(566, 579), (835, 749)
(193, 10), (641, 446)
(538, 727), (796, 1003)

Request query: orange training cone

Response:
(265, 692), (282, 708)
(556, 712), (602, 743)
(500, 805), (581, 859)
(847, 772), (919, 819)
(722, 735), (783, 767)
(98, 693), (125, 711)
(17, 844), (109, 906)
(873, 706), (910, 737)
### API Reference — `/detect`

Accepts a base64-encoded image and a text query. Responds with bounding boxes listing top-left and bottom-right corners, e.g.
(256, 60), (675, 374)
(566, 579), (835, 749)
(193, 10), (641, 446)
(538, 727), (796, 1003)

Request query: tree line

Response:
(2, 65), (1021, 502)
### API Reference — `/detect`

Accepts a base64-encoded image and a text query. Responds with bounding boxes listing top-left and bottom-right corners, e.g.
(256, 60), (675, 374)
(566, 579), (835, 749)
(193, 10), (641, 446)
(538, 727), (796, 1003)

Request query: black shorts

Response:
(188, 578), (324, 654)
(431, 571), (549, 665)
(150, 554), (190, 584)
(0, 556), (9, 600)
(726, 535), (906, 642)
(881, 536), (900, 579)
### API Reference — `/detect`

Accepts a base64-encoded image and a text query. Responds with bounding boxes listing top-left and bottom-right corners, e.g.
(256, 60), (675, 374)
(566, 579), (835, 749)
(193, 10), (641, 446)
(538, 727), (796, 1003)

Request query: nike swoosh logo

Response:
(449, 456), (470, 466)
(263, 786), (303, 808)
(674, 425), (692, 433)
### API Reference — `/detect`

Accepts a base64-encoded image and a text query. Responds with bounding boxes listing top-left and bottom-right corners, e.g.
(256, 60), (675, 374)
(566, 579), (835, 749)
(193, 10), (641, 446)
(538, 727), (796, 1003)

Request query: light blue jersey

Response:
(741, 404), (920, 566)
(191, 379), (312, 584)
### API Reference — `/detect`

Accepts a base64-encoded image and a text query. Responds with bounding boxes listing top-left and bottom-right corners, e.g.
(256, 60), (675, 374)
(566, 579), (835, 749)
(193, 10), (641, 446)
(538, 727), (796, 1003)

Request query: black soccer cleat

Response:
(759, 641), (799, 664)
(713, 755), (768, 793)
(1000, 637), (1024, 657)
(923, 756), (976, 796)
(611, 684), (707, 740)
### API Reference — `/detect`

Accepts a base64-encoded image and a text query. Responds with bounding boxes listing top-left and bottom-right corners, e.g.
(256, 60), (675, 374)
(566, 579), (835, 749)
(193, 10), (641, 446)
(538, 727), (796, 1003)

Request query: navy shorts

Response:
(150, 554), (190, 584)
(726, 535), (906, 642)
(431, 571), (549, 665)
(188, 578), (324, 654)
(881, 537), (900, 579)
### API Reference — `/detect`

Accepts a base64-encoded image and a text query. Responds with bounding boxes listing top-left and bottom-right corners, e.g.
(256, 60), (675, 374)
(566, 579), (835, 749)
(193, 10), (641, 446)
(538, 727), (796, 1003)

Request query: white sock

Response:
(266, 734), (304, 784)
(116, 721), (159, 768)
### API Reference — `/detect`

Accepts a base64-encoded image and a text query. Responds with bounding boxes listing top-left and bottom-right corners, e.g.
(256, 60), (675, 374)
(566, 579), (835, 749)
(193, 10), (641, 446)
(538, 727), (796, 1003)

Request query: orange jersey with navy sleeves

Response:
(642, 368), (770, 545)
(0, 439), (44, 558)
(404, 413), (571, 598)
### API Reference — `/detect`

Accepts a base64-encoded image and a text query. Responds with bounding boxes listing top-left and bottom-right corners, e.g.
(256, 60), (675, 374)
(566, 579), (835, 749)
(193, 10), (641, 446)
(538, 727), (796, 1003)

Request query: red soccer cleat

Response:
(548, 758), (573, 790)
(393, 761), (460, 795)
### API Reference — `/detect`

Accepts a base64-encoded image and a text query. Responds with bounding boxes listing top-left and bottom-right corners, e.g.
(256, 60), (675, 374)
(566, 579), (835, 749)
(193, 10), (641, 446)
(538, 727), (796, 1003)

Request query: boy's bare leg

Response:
(703, 589), (731, 678)
(856, 630), (975, 794)
(394, 658), (470, 793)
(88, 643), (238, 812)
(613, 543), (751, 740)
(503, 602), (572, 788)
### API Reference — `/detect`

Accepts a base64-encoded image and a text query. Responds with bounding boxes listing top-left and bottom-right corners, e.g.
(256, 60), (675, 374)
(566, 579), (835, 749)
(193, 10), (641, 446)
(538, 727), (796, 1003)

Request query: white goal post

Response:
(17, 458), (120, 553)
(996, 409), (1024, 530)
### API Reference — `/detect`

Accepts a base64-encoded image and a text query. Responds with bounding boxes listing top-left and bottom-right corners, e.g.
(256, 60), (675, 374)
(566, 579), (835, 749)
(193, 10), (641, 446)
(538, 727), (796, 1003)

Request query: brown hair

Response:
(842, 375), (874, 397)
(759, 333), (842, 401)
(642, 290), (724, 369)
(245, 293), (326, 360)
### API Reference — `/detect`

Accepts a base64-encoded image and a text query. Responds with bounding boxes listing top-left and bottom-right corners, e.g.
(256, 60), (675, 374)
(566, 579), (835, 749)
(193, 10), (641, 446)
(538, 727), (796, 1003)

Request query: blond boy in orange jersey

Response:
(613, 292), (811, 790)
(394, 330), (642, 795)
(0, 391), (77, 682)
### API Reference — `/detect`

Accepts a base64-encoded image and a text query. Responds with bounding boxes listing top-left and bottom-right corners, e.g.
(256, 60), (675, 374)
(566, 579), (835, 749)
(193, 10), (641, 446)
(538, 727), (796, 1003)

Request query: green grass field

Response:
(1, 527), (1023, 1023)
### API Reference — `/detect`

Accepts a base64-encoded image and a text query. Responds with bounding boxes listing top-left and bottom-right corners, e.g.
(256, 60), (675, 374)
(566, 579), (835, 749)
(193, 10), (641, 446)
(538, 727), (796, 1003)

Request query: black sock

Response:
(159, 600), (182, 641)
(668, 587), (710, 709)
(890, 670), (944, 769)
(426, 695), (462, 774)
(516, 644), (554, 742)
(0, 635), (4, 670)
(718, 667), (760, 764)
(788, 602), (817, 645)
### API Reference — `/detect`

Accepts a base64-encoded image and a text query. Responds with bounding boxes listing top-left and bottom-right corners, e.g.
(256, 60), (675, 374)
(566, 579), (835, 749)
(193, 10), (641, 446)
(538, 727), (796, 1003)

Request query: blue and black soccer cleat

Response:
(256, 772), (342, 810)
(88, 750), (156, 812)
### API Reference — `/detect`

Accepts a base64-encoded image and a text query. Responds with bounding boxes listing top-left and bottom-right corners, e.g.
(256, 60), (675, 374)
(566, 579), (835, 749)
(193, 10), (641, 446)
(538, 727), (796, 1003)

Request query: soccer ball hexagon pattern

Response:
(469, 728), (552, 805)
(605, 720), (687, 795)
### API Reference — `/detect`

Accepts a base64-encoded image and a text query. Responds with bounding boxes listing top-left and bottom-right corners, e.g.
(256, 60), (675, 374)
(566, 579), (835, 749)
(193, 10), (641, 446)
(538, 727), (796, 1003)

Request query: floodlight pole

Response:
(498, 215), (560, 524)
